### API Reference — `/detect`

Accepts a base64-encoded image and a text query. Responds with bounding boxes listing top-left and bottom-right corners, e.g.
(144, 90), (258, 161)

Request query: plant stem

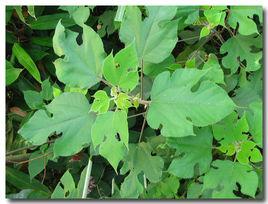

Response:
(6, 153), (31, 163)
(6, 139), (56, 156)
(100, 78), (113, 87)
(139, 99), (150, 106)
(111, 178), (115, 196)
(140, 59), (144, 100)
(138, 110), (148, 143)
(127, 112), (146, 119)
(143, 174), (147, 189)
(82, 157), (93, 199)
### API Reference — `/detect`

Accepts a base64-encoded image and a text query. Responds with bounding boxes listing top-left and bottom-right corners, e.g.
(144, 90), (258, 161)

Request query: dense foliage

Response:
(6, 5), (263, 199)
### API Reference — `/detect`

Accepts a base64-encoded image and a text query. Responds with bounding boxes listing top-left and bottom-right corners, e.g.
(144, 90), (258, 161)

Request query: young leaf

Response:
(212, 112), (262, 164)
(91, 90), (110, 114)
(12, 43), (41, 83)
(119, 6), (178, 64)
(53, 21), (106, 89)
(147, 69), (235, 138)
(114, 93), (132, 110)
(18, 92), (96, 157)
(203, 6), (226, 27)
(202, 160), (258, 198)
(167, 127), (213, 178)
(91, 110), (128, 172)
(103, 42), (139, 92)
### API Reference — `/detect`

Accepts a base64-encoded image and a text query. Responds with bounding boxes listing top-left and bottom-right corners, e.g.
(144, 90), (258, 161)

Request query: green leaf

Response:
(246, 100), (262, 147)
(202, 160), (258, 198)
(233, 70), (262, 109)
(51, 170), (76, 198)
(176, 6), (199, 30)
(220, 34), (262, 74)
(200, 26), (210, 38)
(236, 140), (262, 164)
(7, 189), (33, 199)
(212, 112), (262, 164)
(23, 90), (44, 110)
(97, 10), (118, 37)
(27, 6), (36, 19)
(6, 6), (14, 24)
(51, 161), (92, 199)
(12, 43), (41, 83)
(53, 21), (106, 89)
(120, 142), (164, 198)
(29, 13), (76, 30)
(6, 60), (23, 85)
(202, 54), (224, 84)
(64, 85), (88, 95)
(114, 93), (132, 110)
(143, 55), (175, 78)
(119, 6), (178, 64)
(204, 6), (226, 27)
(41, 78), (53, 101)
(91, 111), (128, 172)
(103, 42), (139, 92)
(143, 175), (180, 199)
(14, 6), (25, 23)
(228, 6), (262, 35)
(187, 182), (203, 199)
(23, 79), (53, 109)
(18, 92), (96, 157)
(120, 171), (144, 198)
(167, 127), (213, 178)
(147, 69), (235, 138)
(31, 37), (52, 47)
(91, 90), (110, 114)
(212, 112), (248, 154)
(6, 166), (50, 197)
(28, 147), (53, 180)
(60, 6), (90, 26)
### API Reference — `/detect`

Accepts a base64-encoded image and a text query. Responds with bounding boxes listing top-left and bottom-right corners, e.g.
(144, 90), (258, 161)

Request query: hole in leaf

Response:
(115, 133), (121, 141)
(151, 152), (156, 156)
(115, 63), (120, 68)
